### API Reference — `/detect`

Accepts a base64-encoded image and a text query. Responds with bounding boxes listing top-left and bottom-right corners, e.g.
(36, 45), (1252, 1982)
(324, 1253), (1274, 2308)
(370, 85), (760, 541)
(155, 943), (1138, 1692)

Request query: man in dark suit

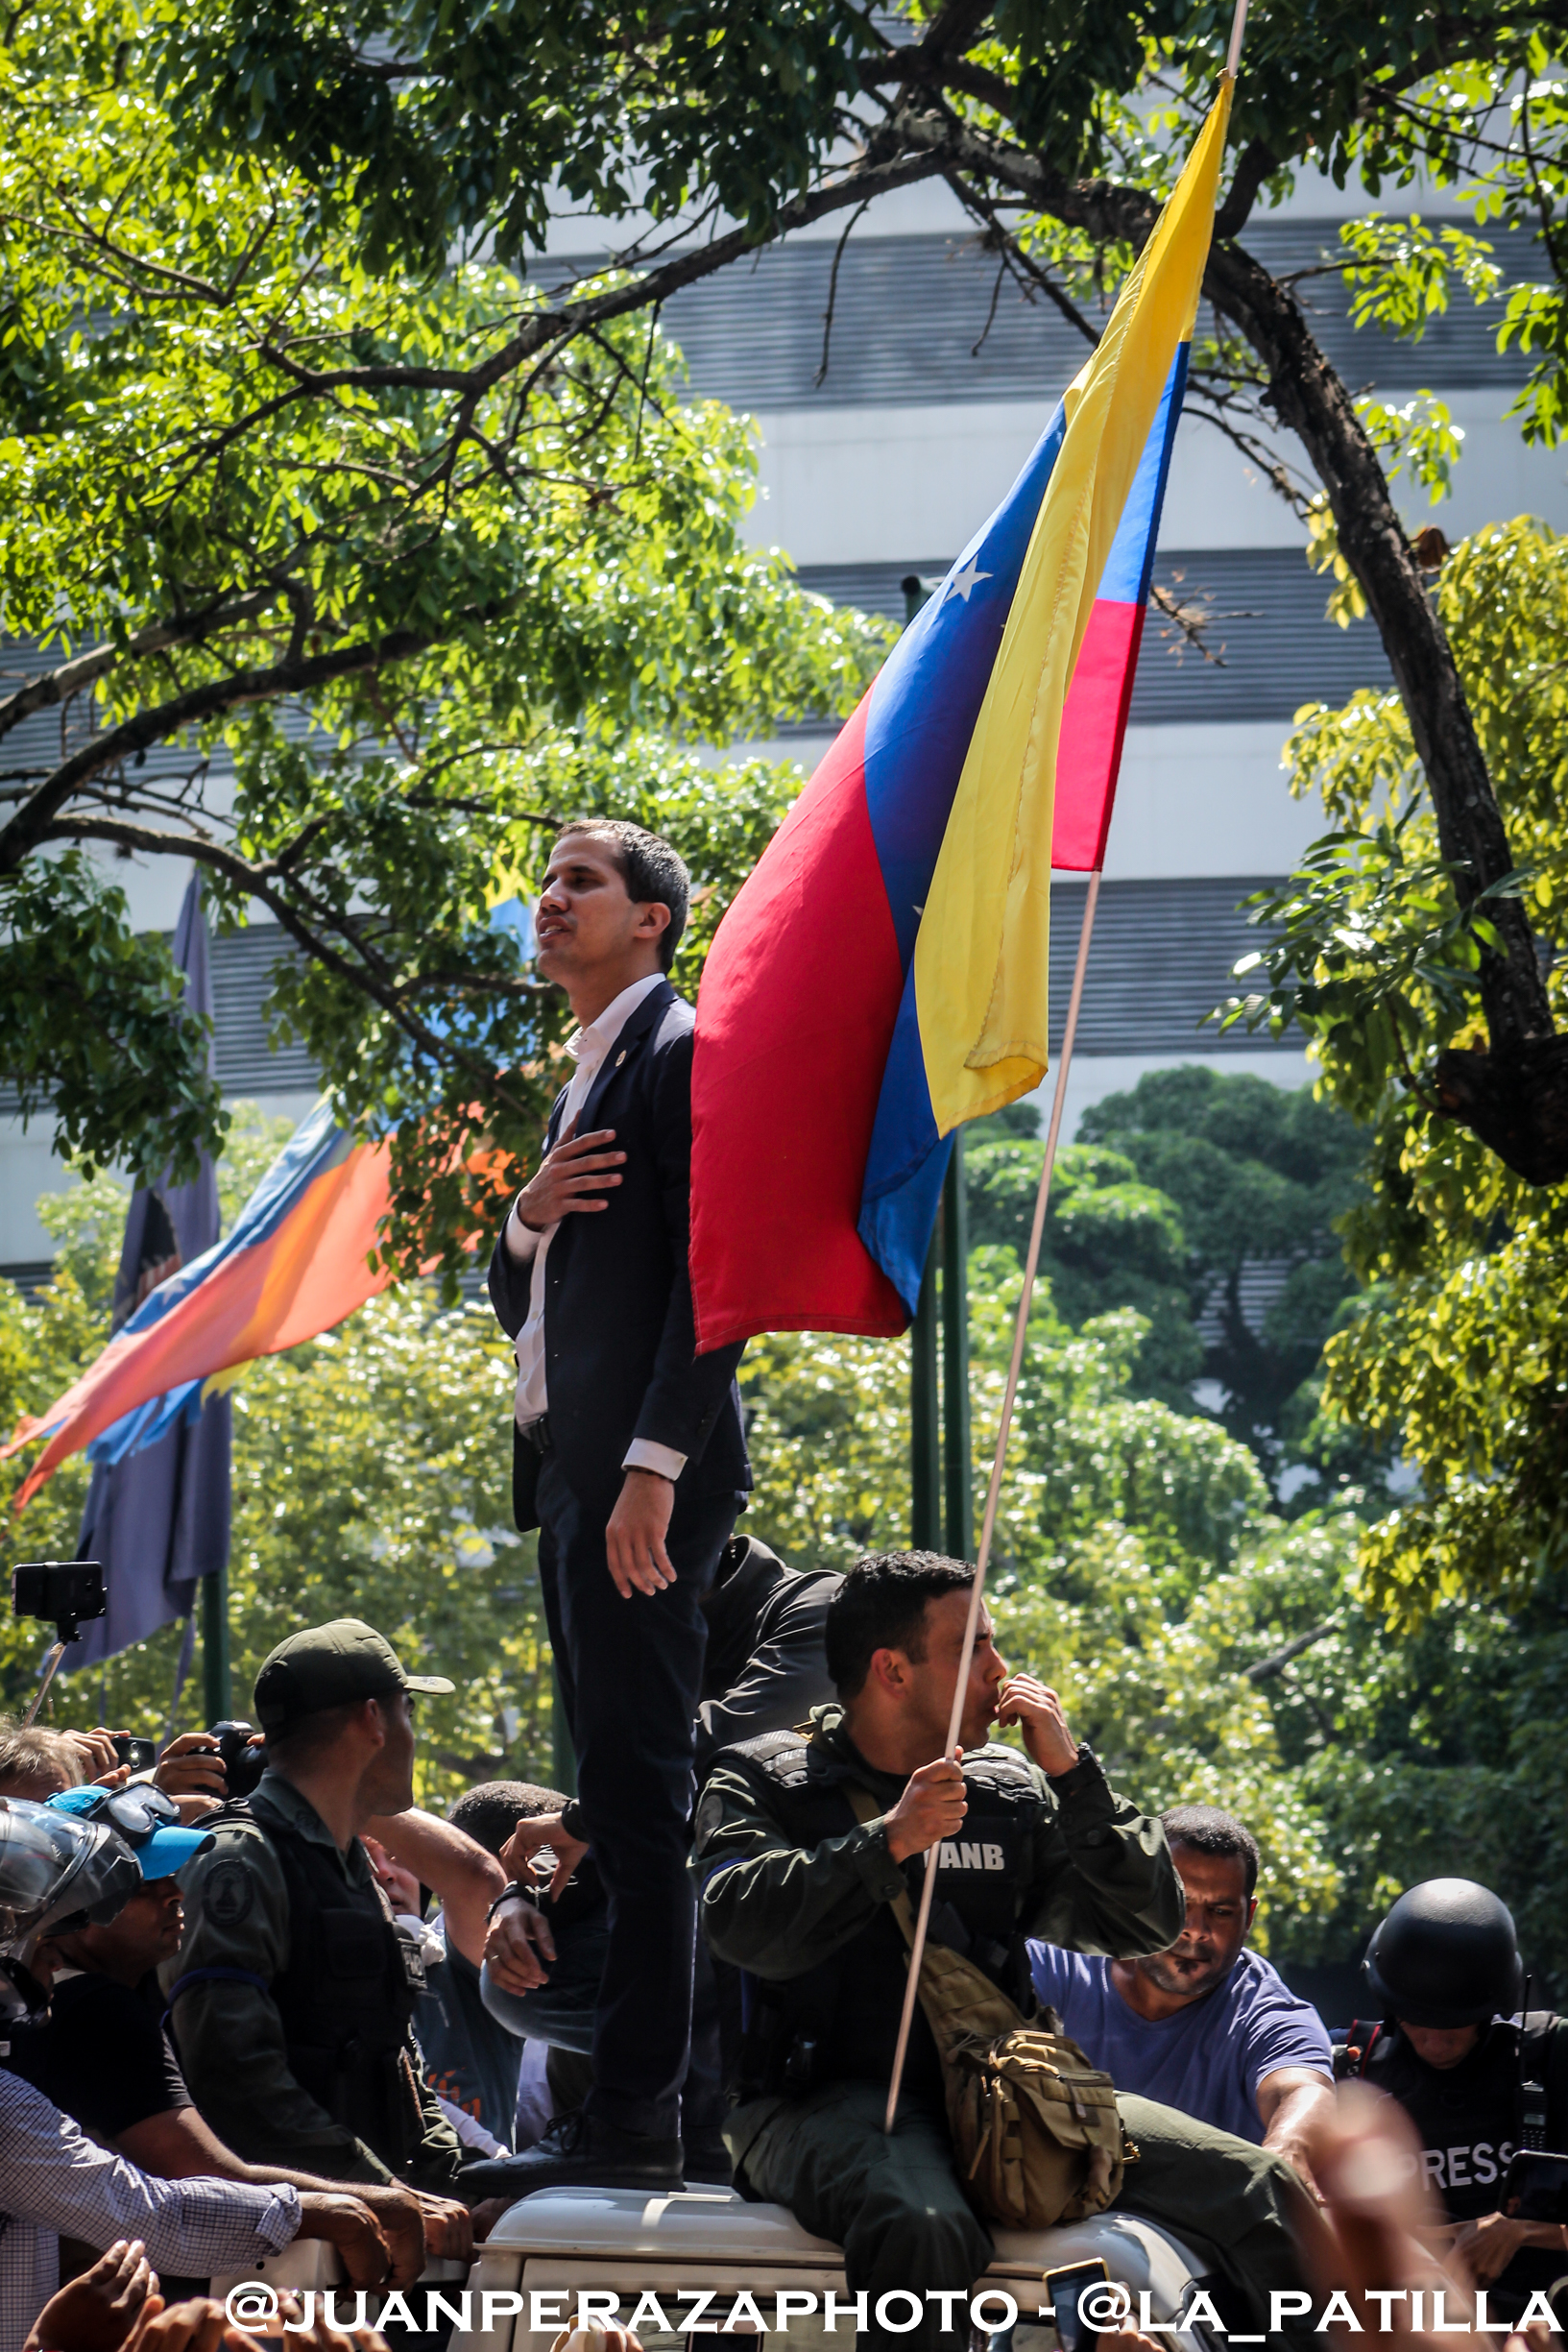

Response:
(486, 817), (749, 2191)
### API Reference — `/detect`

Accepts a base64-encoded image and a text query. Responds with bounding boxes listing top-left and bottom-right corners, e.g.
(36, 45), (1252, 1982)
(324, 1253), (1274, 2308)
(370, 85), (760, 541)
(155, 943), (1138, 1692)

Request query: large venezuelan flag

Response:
(689, 85), (1230, 1348)
(5, 1102), (396, 1508)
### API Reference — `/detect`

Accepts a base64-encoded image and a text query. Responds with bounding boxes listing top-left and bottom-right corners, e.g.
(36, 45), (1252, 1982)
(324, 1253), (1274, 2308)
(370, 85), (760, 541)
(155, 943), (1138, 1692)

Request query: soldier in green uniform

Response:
(164, 1622), (469, 2208)
(693, 1553), (1321, 2352)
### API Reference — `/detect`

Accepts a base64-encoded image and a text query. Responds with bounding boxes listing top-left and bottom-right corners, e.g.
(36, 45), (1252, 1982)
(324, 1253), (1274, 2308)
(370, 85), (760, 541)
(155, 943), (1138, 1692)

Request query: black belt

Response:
(519, 1416), (553, 1453)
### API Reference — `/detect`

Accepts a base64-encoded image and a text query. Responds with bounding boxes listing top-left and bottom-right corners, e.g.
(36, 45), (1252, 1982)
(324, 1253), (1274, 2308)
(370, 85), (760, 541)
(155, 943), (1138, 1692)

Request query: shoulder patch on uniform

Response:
(203, 1856), (255, 1928)
(964, 1746), (1044, 1795)
(728, 1727), (811, 1786)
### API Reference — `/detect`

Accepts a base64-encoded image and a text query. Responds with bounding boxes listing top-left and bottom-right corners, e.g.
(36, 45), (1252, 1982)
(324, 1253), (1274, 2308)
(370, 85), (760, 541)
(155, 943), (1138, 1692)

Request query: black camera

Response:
(1504, 2148), (1568, 2220)
(111, 1734), (157, 1774)
(12, 1561), (107, 1640)
(209, 1719), (267, 1799)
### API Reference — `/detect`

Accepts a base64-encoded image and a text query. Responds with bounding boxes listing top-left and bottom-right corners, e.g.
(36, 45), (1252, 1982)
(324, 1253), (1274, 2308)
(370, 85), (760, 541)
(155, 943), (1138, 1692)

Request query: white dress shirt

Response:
(505, 972), (687, 1483)
(0, 2069), (300, 2352)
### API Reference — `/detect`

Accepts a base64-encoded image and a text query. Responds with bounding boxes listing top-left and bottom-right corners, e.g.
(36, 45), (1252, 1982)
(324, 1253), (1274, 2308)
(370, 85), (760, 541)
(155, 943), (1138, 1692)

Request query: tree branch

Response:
(0, 589), (275, 748)
(41, 812), (536, 1111)
(0, 619), (447, 874)
(1215, 138), (1281, 239)
(250, 145), (950, 404)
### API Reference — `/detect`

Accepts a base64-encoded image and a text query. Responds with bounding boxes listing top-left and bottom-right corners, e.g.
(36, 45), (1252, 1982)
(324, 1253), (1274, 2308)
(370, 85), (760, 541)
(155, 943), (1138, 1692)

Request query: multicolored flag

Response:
(5, 1100), (396, 1509)
(688, 86), (1230, 1348)
(73, 875), (231, 1666)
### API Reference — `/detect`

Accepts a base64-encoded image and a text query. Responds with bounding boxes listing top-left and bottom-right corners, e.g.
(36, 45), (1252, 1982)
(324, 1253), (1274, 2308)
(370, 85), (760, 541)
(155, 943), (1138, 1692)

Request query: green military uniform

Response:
(165, 1771), (462, 2191)
(694, 1708), (1317, 2352)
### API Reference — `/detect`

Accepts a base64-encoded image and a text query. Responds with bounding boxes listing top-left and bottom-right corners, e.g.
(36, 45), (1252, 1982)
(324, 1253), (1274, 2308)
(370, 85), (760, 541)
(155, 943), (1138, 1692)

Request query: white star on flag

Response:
(946, 556), (992, 603)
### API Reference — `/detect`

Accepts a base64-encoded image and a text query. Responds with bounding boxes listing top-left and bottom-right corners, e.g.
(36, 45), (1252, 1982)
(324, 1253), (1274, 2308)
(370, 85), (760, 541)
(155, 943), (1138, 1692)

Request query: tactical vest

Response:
(727, 1728), (1045, 2103)
(186, 1798), (428, 2171)
(1337, 2015), (1566, 2222)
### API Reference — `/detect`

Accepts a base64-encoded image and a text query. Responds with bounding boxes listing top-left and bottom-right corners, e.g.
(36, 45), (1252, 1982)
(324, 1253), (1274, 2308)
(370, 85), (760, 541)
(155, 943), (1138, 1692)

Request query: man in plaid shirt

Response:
(0, 1799), (394, 2352)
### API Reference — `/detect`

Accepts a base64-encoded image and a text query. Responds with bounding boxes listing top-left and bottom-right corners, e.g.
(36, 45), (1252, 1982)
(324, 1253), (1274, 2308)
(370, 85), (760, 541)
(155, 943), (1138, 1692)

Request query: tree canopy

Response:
(1235, 519), (1568, 1621)
(130, 0), (1568, 1185)
(11, 0), (1568, 1243)
(0, 0), (889, 1273)
(965, 1073), (1381, 1503)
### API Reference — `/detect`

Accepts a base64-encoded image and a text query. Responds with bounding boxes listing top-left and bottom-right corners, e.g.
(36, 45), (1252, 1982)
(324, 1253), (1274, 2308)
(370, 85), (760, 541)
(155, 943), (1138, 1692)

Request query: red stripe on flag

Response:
(1052, 598), (1146, 873)
(691, 696), (908, 1351)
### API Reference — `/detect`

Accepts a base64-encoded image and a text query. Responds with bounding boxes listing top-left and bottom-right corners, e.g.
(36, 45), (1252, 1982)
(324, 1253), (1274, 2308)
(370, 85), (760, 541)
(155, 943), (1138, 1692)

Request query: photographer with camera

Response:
(0, 1797), (402, 2352)
(161, 1622), (470, 2228)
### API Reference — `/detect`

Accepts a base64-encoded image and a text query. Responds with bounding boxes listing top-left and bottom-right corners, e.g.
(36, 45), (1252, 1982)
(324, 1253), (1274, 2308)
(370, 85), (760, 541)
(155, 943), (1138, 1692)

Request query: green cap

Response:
(254, 1618), (455, 1736)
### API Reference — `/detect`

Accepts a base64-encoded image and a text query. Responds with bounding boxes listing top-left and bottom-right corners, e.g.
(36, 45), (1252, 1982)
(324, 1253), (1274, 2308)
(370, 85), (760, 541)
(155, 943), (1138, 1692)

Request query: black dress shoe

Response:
(682, 2130), (734, 2187)
(460, 2111), (683, 2197)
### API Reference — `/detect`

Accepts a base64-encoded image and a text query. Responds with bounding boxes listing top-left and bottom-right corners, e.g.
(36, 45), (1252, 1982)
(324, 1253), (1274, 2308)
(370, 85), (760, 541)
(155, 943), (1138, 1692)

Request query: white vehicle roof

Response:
(482, 2187), (1203, 2300)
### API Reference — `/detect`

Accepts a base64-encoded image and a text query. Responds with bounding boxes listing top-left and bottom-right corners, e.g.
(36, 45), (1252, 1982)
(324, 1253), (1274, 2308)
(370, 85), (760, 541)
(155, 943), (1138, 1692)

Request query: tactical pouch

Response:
(848, 1783), (1134, 2231)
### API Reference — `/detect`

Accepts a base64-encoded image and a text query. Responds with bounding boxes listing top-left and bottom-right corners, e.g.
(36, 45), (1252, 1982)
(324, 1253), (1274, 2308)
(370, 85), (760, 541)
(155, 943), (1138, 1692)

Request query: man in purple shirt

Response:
(1029, 1804), (1333, 2194)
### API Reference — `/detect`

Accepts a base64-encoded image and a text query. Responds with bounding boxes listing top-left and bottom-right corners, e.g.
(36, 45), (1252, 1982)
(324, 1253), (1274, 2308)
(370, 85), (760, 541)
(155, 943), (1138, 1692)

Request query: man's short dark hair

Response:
(825, 1551), (975, 1699)
(447, 1780), (567, 1856)
(1163, 1805), (1260, 1900)
(555, 818), (690, 972)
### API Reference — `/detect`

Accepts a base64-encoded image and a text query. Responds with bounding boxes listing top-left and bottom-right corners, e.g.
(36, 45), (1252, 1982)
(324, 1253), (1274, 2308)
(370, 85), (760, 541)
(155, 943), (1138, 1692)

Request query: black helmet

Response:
(1364, 1878), (1524, 2027)
(0, 1796), (142, 2021)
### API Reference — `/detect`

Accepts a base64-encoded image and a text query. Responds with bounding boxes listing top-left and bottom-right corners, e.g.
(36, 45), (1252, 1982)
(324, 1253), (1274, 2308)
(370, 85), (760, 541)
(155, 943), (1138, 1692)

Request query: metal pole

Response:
(201, 1562), (230, 1724)
(884, 869), (1102, 2133)
(941, 1136), (972, 1562)
(909, 1218), (942, 1550)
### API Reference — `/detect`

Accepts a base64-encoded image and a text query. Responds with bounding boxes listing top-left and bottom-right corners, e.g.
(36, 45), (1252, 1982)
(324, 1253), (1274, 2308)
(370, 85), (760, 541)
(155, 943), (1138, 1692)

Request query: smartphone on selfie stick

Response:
(12, 1562), (107, 1723)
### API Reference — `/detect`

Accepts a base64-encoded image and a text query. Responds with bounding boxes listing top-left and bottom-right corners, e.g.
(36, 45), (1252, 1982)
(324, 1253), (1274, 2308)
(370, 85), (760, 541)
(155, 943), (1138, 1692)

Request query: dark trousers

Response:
(731, 2084), (991, 2352)
(728, 2084), (1319, 2352)
(535, 1449), (738, 2139)
(482, 1903), (729, 2134)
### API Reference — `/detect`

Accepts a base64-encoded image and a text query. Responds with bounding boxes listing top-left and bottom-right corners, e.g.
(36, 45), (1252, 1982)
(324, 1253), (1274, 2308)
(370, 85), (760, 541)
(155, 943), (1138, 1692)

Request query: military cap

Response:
(254, 1618), (454, 1735)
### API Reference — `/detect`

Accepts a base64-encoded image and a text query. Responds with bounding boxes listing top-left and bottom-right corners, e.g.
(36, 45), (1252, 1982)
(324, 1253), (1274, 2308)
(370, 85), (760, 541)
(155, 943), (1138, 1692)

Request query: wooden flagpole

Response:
(882, 7), (1249, 2134)
(883, 867), (1102, 2133)
(1226, 0), (1249, 75)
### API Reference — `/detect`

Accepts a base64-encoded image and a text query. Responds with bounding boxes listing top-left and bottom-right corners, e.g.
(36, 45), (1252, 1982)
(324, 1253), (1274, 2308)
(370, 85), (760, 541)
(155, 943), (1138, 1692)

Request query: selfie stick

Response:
(883, 871), (1100, 2133)
(22, 1644), (68, 1727)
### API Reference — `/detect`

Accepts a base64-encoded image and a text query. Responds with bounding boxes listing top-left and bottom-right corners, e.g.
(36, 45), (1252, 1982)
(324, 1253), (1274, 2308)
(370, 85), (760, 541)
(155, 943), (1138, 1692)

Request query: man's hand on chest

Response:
(508, 1127), (625, 1245)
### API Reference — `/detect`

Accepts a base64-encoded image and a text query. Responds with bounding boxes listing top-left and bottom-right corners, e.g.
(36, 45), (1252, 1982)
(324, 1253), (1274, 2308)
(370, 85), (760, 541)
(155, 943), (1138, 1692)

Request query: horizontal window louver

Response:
(794, 547), (1391, 724)
(1047, 875), (1287, 1056)
(532, 222), (1533, 412)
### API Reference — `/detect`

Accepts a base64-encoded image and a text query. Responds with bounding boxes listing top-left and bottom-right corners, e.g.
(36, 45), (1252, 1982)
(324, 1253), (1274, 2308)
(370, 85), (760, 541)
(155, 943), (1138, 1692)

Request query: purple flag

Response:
(72, 874), (231, 1669)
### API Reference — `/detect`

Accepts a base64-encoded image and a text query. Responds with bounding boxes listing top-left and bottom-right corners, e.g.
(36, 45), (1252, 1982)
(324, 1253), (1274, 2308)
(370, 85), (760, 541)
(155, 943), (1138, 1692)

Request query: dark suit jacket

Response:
(695, 1536), (842, 1776)
(488, 979), (750, 1533)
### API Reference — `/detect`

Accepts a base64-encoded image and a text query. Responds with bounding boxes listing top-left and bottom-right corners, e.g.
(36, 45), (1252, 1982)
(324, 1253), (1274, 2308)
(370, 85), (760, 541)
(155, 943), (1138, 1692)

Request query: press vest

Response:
(1343, 2016), (1568, 2220)
(727, 1728), (1045, 2099)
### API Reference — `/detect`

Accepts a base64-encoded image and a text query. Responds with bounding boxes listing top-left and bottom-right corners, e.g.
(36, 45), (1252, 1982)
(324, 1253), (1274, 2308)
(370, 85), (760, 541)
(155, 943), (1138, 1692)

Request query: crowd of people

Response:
(3, 817), (1564, 2352)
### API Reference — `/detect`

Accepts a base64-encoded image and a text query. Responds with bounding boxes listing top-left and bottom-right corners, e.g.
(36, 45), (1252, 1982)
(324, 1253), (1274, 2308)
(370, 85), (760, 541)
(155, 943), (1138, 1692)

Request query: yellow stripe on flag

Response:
(913, 80), (1233, 1131)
